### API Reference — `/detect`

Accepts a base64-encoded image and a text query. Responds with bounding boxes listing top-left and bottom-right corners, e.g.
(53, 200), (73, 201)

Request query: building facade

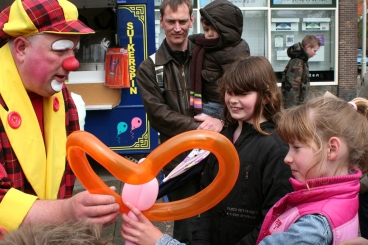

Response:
(154, 0), (358, 100)
(0, 0), (358, 100)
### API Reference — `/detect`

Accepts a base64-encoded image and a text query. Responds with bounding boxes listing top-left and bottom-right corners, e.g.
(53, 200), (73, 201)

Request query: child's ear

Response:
(304, 44), (313, 50)
(327, 137), (341, 161)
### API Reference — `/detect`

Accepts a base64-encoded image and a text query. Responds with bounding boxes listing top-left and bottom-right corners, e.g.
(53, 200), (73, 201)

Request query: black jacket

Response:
(192, 121), (293, 245)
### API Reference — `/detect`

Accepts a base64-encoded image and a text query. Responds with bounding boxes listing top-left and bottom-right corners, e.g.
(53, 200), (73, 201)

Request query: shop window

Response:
(199, 0), (267, 7)
(74, 7), (117, 71)
(271, 0), (336, 8)
(242, 11), (268, 57)
(271, 10), (335, 82)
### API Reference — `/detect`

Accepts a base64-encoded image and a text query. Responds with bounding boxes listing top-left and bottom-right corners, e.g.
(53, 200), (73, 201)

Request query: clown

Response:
(0, 0), (120, 232)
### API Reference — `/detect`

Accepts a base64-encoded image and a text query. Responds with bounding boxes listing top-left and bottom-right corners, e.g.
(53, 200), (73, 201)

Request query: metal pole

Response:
(362, 1), (367, 79)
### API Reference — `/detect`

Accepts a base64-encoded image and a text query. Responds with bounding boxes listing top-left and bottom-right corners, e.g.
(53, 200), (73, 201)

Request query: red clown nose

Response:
(62, 56), (80, 71)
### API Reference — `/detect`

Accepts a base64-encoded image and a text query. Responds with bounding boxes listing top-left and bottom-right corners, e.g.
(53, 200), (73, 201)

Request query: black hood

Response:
(287, 42), (309, 61)
(200, 0), (243, 49)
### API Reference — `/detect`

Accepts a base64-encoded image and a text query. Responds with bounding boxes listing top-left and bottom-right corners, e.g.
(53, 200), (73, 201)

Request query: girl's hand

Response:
(121, 202), (163, 245)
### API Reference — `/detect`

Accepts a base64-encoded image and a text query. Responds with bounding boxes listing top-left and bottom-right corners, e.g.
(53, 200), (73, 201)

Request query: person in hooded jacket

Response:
(281, 35), (320, 109)
(189, 0), (250, 120)
(121, 56), (293, 245)
(191, 56), (293, 245)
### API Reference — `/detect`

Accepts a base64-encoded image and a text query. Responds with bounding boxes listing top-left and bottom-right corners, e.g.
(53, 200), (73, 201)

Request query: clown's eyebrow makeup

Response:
(51, 40), (80, 50)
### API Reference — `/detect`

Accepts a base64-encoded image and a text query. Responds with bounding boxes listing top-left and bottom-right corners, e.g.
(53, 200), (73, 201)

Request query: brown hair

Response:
(218, 56), (282, 135)
(0, 222), (111, 245)
(276, 96), (368, 175)
(160, 0), (193, 17)
(302, 35), (321, 49)
(200, 16), (211, 26)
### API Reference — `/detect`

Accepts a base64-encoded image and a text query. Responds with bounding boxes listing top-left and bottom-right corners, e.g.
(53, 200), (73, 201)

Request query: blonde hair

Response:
(218, 56), (282, 135)
(276, 96), (368, 174)
(0, 222), (111, 245)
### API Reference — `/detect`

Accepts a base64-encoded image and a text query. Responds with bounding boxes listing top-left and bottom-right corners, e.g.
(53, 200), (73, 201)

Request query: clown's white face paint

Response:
(50, 40), (80, 92)
(51, 79), (63, 92)
(21, 34), (81, 97)
(51, 39), (79, 50)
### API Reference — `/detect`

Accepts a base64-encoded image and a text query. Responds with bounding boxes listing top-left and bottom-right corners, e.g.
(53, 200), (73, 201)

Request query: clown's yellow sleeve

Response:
(0, 188), (37, 231)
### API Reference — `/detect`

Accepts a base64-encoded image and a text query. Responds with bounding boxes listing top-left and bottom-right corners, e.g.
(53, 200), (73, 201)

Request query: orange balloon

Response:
(66, 130), (239, 221)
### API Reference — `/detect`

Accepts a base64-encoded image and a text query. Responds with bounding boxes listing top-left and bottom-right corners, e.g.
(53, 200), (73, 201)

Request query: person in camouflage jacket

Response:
(282, 35), (320, 109)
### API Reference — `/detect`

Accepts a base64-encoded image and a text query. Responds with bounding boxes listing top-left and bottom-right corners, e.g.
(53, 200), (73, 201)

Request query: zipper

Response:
(173, 56), (189, 108)
(181, 63), (189, 107)
(245, 164), (251, 180)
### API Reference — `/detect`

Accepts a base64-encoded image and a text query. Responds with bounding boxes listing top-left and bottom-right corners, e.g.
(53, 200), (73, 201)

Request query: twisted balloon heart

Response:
(66, 130), (240, 221)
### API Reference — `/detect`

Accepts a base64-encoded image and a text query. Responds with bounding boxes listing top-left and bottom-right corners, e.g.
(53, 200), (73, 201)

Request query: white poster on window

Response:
(275, 35), (283, 48)
(286, 35), (294, 47)
(276, 49), (289, 60)
(309, 34), (325, 62)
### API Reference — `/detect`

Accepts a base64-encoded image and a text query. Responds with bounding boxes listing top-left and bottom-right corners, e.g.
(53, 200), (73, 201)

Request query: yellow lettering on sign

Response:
(127, 22), (137, 95)
(130, 87), (137, 94)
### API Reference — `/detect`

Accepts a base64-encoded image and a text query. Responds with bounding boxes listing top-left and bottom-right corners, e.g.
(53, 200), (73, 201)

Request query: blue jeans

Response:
(359, 192), (368, 238)
(259, 214), (332, 245)
(202, 101), (223, 120)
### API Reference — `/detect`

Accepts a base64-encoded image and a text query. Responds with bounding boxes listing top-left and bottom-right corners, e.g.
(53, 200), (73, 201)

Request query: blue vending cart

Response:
(83, 0), (158, 155)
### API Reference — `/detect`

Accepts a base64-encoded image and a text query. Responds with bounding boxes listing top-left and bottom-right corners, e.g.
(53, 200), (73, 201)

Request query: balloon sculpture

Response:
(66, 130), (240, 221)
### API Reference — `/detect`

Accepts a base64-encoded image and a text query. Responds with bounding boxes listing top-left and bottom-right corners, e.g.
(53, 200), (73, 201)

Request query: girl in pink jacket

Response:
(256, 95), (368, 245)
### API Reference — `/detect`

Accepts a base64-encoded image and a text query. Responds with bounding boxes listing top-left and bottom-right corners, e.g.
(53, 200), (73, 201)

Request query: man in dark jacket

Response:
(135, 0), (223, 243)
(282, 35), (320, 109)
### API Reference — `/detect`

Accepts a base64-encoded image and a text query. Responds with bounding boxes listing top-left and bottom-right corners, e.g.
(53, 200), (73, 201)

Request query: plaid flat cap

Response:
(0, 0), (94, 39)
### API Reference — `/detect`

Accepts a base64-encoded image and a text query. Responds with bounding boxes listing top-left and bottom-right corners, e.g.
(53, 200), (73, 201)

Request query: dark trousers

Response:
(167, 173), (201, 245)
(359, 192), (368, 238)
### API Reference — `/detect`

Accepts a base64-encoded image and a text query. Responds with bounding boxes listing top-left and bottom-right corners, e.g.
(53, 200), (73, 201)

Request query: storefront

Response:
(0, 0), (357, 97)
(153, 0), (356, 99)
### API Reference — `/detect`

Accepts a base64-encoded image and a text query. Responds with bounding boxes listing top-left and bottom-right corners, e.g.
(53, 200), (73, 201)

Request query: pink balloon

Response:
(122, 158), (158, 245)
(131, 117), (142, 131)
(121, 178), (159, 211)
